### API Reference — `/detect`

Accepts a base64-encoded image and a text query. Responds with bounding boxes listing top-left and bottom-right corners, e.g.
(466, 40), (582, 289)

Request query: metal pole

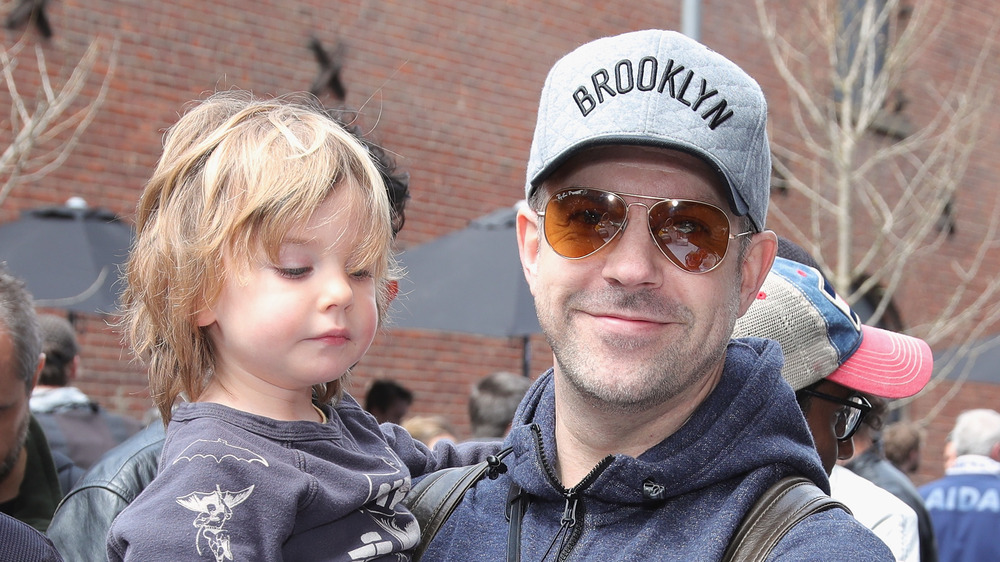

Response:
(681, 0), (702, 42)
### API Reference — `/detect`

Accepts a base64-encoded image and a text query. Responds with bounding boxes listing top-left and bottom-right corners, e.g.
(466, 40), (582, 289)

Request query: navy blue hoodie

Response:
(423, 338), (892, 561)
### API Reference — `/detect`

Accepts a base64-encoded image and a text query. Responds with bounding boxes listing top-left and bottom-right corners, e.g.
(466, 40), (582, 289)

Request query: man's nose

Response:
(600, 204), (663, 287)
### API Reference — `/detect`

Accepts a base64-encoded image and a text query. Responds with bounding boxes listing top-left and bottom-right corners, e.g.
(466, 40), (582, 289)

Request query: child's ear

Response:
(386, 280), (399, 305)
(196, 304), (216, 327)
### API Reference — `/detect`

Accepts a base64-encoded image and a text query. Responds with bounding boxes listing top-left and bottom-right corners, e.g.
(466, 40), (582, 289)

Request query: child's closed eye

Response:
(276, 266), (312, 279)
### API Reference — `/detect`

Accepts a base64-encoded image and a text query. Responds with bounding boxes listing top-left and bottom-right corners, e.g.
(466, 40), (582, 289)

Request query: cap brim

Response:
(827, 324), (932, 399)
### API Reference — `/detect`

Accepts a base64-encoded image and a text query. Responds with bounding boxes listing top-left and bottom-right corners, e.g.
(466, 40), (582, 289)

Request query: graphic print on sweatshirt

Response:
(347, 446), (420, 561)
(165, 437), (423, 561)
(172, 438), (269, 561)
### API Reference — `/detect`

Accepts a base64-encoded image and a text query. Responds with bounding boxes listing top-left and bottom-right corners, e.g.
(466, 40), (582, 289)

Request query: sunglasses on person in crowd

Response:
(799, 389), (873, 441)
(537, 187), (752, 274)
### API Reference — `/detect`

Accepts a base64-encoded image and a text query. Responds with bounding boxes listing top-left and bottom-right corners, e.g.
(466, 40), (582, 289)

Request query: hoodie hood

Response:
(505, 337), (828, 510)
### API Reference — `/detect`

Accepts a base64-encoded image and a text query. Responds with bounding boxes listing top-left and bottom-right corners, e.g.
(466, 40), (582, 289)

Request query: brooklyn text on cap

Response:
(525, 29), (772, 231)
(732, 257), (933, 399)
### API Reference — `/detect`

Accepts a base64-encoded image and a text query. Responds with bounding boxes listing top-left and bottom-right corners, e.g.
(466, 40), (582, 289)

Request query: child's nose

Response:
(320, 271), (354, 309)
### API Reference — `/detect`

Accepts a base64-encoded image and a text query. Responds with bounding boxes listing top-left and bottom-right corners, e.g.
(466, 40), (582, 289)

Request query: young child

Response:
(108, 91), (494, 561)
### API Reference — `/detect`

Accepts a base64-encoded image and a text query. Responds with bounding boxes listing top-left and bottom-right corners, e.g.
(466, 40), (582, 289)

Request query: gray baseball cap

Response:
(526, 29), (771, 231)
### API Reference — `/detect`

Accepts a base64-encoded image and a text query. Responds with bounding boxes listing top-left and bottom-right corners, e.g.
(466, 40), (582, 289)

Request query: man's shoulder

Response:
(73, 424), (165, 494)
(0, 513), (63, 561)
(770, 507), (895, 561)
(831, 466), (916, 519)
(48, 425), (166, 562)
(920, 469), (1000, 486)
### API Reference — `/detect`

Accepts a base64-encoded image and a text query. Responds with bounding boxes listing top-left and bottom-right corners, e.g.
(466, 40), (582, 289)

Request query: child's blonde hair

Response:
(122, 90), (397, 423)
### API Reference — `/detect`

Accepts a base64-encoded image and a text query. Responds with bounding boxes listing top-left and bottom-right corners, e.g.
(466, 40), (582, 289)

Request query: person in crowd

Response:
(468, 370), (532, 440)
(0, 511), (63, 561)
(774, 237), (938, 562)
(402, 415), (457, 448)
(30, 313), (142, 470)
(364, 378), (414, 424)
(884, 421), (926, 476)
(48, 104), (416, 562)
(422, 29), (891, 560)
(942, 436), (957, 471)
(733, 255), (933, 562)
(0, 266), (82, 532)
(848, 402), (939, 562)
(48, 423), (164, 562)
(106, 90), (496, 560)
(919, 408), (1000, 562)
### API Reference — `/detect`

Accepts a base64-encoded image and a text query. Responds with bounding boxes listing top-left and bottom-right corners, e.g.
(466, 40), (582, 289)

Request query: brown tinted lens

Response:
(647, 200), (732, 273)
(544, 188), (626, 258)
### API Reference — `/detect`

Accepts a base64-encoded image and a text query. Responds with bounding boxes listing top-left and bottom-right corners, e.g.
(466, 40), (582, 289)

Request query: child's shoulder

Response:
(162, 402), (293, 459)
(330, 392), (372, 423)
(167, 402), (247, 433)
(334, 391), (364, 411)
(331, 392), (395, 443)
(164, 406), (260, 454)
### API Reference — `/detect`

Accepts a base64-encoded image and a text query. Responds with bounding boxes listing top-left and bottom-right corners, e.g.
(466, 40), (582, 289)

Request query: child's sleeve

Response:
(380, 422), (504, 477)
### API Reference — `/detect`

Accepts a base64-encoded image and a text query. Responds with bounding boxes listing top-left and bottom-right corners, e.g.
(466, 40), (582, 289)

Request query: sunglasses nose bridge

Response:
(624, 200), (677, 263)
(621, 200), (653, 232)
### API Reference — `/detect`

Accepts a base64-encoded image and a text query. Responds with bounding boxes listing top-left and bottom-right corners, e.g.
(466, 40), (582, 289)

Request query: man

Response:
(734, 255), (934, 562)
(47, 422), (165, 561)
(402, 415), (457, 447)
(884, 422), (925, 476)
(468, 371), (532, 439)
(30, 313), (142, 470)
(919, 408), (1000, 562)
(422, 29), (890, 560)
(0, 266), (81, 532)
(364, 379), (413, 424)
(849, 405), (939, 562)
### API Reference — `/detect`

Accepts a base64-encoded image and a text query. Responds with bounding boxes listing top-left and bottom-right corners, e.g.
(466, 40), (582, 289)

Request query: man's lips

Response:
(584, 310), (666, 324)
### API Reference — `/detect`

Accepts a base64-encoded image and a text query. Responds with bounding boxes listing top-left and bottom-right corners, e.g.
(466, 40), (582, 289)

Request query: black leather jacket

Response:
(46, 423), (165, 562)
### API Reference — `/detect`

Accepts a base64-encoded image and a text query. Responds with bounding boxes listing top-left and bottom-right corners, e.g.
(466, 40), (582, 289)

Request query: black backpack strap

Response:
(722, 475), (851, 562)
(403, 448), (513, 561)
(505, 483), (528, 562)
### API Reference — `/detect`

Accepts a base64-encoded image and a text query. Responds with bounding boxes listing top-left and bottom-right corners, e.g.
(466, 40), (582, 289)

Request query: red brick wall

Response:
(1, 1), (997, 446)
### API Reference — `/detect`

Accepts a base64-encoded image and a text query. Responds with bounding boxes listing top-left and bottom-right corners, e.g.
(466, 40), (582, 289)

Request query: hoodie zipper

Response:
(529, 424), (614, 561)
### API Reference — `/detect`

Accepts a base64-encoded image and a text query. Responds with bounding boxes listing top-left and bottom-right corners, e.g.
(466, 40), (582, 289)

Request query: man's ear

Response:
(67, 355), (80, 381)
(31, 352), (44, 389)
(737, 230), (778, 316)
(516, 205), (540, 295)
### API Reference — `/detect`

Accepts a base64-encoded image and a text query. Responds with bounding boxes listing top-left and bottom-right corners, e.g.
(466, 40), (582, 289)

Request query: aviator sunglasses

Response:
(537, 187), (752, 273)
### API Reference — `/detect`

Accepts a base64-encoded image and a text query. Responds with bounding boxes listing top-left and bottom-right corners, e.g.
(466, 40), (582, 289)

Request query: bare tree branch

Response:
(755, 0), (1000, 417)
(0, 32), (118, 207)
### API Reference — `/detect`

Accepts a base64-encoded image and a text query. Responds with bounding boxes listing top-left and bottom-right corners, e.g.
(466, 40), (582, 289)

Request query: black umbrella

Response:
(0, 201), (133, 315)
(390, 205), (541, 375)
